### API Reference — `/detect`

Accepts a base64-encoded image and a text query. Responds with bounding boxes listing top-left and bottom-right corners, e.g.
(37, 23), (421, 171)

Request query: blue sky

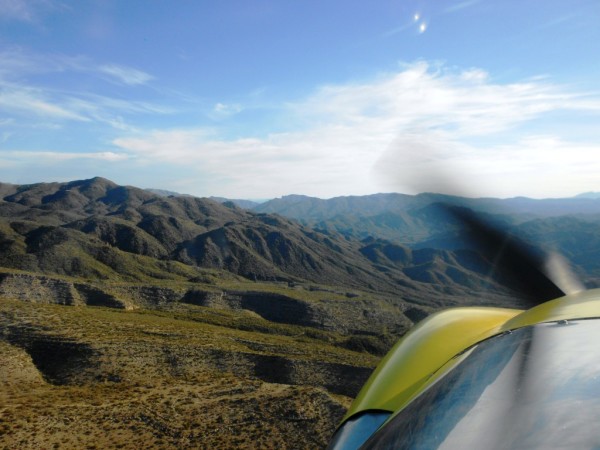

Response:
(1, 0), (599, 199)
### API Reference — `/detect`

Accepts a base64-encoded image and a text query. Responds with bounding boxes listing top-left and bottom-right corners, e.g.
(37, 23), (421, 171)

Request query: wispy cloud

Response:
(0, 48), (166, 129)
(111, 61), (600, 198)
(0, 48), (155, 86)
(0, 0), (36, 21)
(382, 22), (413, 38)
(212, 102), (243, 117)
(3, 150), (129, 162)
(98, 64), (154, 86)
(0, 82), (90, 121)
(0, 78), (166, 128)
(444, 0), (480, 14)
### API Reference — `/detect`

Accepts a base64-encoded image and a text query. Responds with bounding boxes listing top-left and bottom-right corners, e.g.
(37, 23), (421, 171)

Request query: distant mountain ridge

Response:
(254, 192), (600, 220)
(251, 192), (600, 244)
(209, 196), (261, 209)
(146, 188), (262, 209)
(574, 192), (600, 199)
(251, 192), (600, 288)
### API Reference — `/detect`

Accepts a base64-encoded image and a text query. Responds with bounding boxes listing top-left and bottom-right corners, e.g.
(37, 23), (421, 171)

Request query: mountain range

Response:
(2, 177), (599, 308)
(0, 177), (539, 308)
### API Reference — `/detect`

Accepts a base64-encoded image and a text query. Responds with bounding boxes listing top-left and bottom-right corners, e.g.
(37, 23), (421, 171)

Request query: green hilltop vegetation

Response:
(2, 177), (599, 448)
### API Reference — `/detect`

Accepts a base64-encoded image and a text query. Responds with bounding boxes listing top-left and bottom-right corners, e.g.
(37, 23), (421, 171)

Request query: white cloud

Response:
(212, 102), (243, 117)
(111, 61), (600, 198)
(0, 46), (48, 72)
(0, 79), (156, 126)
(4, 151), (129, 162)
(0, 48), (167, 128)
(0, 48), (155, 88)
(98, 64), (154, 86)
(0, 0), (35, 21)
(0, 84), (90, 121)
(292, 61), (597, 137)
(376, 134), (600, 198)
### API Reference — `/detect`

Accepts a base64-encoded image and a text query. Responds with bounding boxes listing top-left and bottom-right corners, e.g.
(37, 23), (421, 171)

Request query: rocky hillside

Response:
(0, 177), (528, 307)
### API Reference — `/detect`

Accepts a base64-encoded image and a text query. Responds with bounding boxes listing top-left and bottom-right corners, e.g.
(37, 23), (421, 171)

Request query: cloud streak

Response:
(111, 61), (600, 198)
(98, 64), (155, 86)
(444, 0), (480, 14)
(0, 48), (165, 130)
(0, 47), (154, 86)
(1, 150), (129, 166)
(0, 79), (164, 127)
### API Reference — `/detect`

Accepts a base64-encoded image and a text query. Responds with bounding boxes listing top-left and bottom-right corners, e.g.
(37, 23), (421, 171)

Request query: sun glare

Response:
(419, 22), (427, 33)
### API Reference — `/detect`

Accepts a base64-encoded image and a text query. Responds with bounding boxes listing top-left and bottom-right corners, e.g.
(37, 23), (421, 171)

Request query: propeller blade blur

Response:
(446, 205), (566, 306)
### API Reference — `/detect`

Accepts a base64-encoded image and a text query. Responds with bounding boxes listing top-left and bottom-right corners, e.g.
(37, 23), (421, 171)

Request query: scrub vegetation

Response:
(0, 296), (374, 449)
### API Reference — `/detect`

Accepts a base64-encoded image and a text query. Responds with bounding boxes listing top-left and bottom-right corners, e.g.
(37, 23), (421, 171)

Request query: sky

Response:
(1, 0), (599, 199)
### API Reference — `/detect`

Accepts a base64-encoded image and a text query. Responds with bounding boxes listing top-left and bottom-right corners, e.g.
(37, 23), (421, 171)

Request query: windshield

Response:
(361, 319), (600, 449)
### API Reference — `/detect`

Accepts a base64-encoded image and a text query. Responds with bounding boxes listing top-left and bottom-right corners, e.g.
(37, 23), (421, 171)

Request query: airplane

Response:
(328, 205), (600, 449)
